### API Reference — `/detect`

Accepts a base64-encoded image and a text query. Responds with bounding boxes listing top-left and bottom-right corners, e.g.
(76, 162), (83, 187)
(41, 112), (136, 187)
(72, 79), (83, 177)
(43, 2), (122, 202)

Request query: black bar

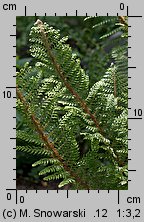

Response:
(57, 190), (58, 193)
(13, 157), (16, 159)
(35, 13), (37, 16)
(13, 148), (16, 150)
(66, 13), (68, 16)
(6, 188), (16, 190)
(127, 6), (129, 16)
(128, 170), (136, 172)
(128, 129), (132, 130)
(97, 190), (100, 193)
(108, 190), (110, 193)
(118, 190), (120, 204)
(117, 13), (119, 16)
(128, 15), (142, 18)
(47, 190), (48, 193)
(10, 34), (16, 36)
(128, 66), (136, 68)
(55, 13), (56, 16)
(76, 10), (77, 16)
(6, 87), (16, 89)
(96, 13), (98, 16)
(25, 6), (26, 16)
(128, 88), (132, 89)
(87, 189), (90, 193)
(128, 98), (131, 100)
(128, 149), (132, 151)
(128, 139), (131, 141)
(13, 56), (16, 58)
(13, 46), (16, 48)
(16, 189), (18, 204)
(13, 76), (16, 78)
(13, 117), (16, 119)
(128, 179), (132, 182)
(128, 57), (131, 59)
(13, 106), (16, 109)
(67, 190), (69, 198)
(13, 65), (16, 68)
(86, 13), (88, 16)
(128, 158), (131, 160)
(13, 169), (16, 171)
(128, 108), (131, 110)
(10, 138), (16, 139)
(13, 25), (16, 27)
(128, 25), (131, 27)
(36, 190), (38, 193)
(128, 117), (142, 119)
(128, 77), (131, 79)
(128, 36), (131, 37)
(77, 190), (79, 193)
(13, 127), (16, 129)
(45, 13), (47, 16)
(128, 47), (131, 48)
(107, 13), (109, 16)
(13, 178), (16, 181)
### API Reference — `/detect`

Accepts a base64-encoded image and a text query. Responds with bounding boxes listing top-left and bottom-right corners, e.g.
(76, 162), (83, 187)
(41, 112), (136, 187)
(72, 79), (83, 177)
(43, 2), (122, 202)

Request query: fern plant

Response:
(16, 17), (128, 190)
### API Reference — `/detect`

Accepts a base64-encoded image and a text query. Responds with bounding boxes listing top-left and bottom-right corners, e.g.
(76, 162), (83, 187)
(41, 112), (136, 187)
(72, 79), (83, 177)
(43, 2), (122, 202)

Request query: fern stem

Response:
(16, 86), (90, 189)
(35, 19), (103, 135)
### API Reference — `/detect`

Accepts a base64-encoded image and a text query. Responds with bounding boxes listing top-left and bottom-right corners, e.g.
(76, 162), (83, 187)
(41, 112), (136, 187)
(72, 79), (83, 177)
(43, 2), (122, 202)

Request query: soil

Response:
(16, 177), (70, 190)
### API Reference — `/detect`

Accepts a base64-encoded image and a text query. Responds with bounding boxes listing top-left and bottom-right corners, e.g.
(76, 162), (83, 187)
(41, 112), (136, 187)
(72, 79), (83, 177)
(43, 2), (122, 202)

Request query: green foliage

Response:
(17, 17), (128, 190)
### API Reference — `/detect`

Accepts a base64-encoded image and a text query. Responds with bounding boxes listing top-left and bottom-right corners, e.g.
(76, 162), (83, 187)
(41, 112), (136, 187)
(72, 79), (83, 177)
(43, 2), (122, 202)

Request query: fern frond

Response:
(17, 146), (50, 156)
(92, 17), (118, 28)
(58, 178), (76, 188)
(17, 18), (128, 189)
(43, 172), (67, 181)
(39, 165), (64, 175)
(32, 158), (60, 167)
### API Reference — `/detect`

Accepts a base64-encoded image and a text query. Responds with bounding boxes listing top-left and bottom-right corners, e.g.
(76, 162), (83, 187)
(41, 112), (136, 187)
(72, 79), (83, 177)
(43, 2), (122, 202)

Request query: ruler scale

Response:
(0, 0), (143, 221)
